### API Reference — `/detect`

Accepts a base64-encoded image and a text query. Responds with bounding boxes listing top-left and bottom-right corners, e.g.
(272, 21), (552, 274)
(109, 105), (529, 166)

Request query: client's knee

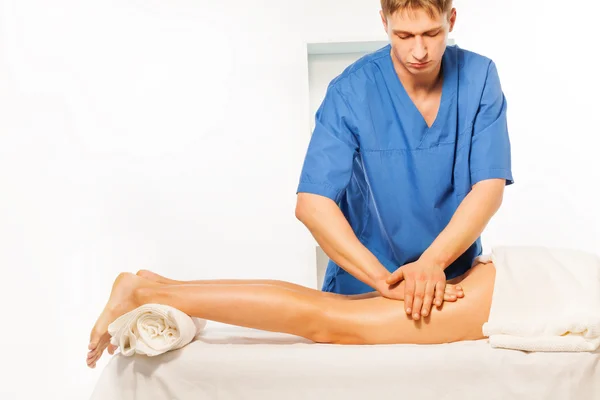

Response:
(308, 327), (336, 344)
(304, 304), (361, 344)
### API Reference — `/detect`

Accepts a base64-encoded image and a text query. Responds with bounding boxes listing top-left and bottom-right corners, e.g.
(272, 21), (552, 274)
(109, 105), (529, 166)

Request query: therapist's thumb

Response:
(386, 268), (403, 285)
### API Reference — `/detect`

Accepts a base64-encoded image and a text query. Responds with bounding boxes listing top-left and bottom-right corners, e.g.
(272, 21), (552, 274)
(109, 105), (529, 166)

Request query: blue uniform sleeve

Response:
(296, 84), (359, 203)
(469, 61), (514, 187)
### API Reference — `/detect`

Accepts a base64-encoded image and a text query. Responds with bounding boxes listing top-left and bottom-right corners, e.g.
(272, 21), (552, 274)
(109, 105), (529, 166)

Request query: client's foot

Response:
(86, 272), (145, 368)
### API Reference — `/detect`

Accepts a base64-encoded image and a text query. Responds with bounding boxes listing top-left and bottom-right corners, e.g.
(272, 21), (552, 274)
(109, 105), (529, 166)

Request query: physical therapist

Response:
(295, 0), (513, 321)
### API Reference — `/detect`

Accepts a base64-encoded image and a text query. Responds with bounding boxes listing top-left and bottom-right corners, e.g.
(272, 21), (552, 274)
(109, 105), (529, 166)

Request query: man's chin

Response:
(407, 62), (431, 70)
(407, 62), (439, 76)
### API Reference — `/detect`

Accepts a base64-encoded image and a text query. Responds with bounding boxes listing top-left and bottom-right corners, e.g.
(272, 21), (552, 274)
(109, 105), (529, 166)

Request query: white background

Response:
(1, 0), (598, 398)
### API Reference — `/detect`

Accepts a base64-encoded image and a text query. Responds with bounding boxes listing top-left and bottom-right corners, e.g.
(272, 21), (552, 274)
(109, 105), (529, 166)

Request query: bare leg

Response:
(87, 263), (492, 368)
(135, 270), (464, 301)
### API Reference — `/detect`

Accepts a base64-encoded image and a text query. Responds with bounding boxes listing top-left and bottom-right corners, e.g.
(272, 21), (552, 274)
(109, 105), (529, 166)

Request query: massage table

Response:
(90, 322), (600, 400)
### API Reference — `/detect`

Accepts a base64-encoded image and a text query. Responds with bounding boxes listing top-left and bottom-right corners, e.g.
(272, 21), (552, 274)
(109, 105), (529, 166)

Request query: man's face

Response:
(380, 7), (456, 77)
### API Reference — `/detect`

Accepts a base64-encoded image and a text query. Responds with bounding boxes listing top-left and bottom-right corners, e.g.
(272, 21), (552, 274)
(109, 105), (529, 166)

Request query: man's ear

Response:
(448, 8), (457, 32)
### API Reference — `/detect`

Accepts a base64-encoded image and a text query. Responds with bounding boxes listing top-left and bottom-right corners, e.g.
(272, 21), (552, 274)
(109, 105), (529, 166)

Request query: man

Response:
(295, 0), (513, 321)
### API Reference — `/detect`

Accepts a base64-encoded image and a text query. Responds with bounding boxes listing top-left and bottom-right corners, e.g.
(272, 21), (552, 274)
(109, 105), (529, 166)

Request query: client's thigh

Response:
(329, 262), (496, 345)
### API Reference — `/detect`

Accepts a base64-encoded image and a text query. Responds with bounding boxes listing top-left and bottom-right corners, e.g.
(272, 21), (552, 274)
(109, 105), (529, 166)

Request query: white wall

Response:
(451, 0), (600, 252)
(1, 0), (598, 399)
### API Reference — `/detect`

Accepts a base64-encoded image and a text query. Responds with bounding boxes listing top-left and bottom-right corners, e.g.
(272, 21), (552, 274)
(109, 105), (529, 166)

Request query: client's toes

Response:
(136, 269), (153, 279)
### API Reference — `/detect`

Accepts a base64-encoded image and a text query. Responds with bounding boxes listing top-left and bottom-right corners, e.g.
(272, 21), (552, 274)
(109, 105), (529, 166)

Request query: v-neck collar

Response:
(384, 44), (457, 135)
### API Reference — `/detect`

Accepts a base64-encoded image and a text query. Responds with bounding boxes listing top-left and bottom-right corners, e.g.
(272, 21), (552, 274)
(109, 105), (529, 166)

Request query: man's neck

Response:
(391, 51), (442, 96)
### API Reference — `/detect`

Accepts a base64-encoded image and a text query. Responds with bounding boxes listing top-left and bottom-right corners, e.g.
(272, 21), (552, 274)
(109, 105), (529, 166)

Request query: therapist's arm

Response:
(295, 192), (392, 292)
(418, 178), (505, 269)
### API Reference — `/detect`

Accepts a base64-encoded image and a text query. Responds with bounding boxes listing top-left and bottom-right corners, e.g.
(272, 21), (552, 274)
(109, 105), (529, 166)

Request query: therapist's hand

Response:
(374, 278), (463, 305)
(386, 259), (447, 320)
(373, 279), (405, 301)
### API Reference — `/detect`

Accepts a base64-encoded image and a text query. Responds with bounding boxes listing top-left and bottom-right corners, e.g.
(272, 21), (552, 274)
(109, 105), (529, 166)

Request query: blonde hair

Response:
(380, 0), (453, 18)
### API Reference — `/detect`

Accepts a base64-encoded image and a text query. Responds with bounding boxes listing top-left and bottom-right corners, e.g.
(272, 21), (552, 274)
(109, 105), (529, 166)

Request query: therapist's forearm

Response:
(295, 193), (390, 288)
(420, 179), (506, 270)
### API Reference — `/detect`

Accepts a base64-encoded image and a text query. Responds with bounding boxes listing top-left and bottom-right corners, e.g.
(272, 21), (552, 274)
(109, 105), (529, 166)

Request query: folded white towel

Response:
(108, 304), (206, 356)
(481, 245), (600, 352)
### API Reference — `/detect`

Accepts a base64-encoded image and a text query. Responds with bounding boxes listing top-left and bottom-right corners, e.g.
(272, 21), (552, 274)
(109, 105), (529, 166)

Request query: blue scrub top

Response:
(297, 44), (514, 295)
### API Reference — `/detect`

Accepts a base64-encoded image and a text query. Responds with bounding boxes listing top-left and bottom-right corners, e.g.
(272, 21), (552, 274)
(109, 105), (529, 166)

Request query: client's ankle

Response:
(132, 285), (155, 307)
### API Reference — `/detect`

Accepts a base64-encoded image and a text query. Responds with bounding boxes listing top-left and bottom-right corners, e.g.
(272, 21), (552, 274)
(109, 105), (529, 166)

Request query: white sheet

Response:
(90, 324), (600, 400)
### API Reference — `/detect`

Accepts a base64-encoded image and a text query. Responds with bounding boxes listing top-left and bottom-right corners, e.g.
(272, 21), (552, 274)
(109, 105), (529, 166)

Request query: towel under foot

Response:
(108, 303), (206, 356)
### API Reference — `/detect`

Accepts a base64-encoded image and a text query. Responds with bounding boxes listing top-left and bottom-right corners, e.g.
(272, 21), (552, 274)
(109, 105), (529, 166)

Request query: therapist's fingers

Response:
(403, 279), (415, 315)
(411, 280), (426, 320)
(434, 281), (445, 307)
(444, 285), (460, 301)
(421, 281), (436, 317)
(443, 292), (458, 301)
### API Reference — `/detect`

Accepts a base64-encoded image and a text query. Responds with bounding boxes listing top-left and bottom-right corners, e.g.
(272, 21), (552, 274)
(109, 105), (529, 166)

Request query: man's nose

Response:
(412, 36), (427, 61)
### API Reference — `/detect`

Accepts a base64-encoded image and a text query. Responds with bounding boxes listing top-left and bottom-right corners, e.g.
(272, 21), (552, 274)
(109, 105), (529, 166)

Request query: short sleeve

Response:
(296, 84), (359, 203)
(469, 61), (514, 187)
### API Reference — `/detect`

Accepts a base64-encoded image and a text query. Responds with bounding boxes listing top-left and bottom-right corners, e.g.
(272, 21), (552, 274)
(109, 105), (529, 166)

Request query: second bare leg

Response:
(136, 270), (463, 301)
(136, 270), (379, 299)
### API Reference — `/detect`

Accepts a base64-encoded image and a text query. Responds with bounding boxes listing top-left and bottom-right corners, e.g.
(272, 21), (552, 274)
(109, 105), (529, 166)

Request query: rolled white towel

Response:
(108, 304), (206, 357)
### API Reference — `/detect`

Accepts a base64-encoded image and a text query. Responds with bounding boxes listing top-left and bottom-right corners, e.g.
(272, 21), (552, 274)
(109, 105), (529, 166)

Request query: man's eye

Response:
(427, 31), (440, 37)
(398, 35), (411, 40)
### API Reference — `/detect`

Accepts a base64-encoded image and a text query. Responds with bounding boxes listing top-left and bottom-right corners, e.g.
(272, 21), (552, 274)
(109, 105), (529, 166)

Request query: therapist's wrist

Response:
(419, 249), (451, 270)
(366, 265), (391, 286)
